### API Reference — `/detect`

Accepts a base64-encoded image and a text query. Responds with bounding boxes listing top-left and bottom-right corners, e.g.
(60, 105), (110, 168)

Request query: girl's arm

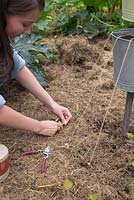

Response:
(0, 105), (63, 136)
(16, 66), (72, 124)
(16, 66), (55, 108)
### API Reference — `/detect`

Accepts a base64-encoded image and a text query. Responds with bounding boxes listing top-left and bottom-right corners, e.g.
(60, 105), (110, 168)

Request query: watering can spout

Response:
(122, 0), (134, 22)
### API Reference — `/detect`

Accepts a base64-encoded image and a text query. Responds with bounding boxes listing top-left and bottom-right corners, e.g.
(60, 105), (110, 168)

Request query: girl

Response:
(0, 0), (72, 136)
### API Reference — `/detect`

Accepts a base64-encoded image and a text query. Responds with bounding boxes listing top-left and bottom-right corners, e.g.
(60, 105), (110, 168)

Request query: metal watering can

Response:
(111, 2), (134, 135)
(112, 28), (134, 92)
(122, 0), (134, 22)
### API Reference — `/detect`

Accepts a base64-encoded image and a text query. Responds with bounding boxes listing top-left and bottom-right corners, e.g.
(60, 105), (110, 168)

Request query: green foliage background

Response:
(14, 0), (134, 85)
(35, 0), (133, 38)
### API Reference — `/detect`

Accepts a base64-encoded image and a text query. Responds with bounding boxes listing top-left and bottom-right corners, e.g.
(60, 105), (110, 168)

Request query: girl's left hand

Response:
(49, 102), (72, 125)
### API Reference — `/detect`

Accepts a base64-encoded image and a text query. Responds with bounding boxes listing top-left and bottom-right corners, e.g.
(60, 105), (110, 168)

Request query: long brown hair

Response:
(0, 0), (45, 79)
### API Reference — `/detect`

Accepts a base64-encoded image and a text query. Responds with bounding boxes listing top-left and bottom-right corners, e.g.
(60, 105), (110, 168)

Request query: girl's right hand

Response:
(36, 120), (63, 136)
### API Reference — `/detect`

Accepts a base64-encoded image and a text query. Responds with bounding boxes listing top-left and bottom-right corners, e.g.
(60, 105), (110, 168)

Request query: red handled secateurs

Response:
(21, 146), (50, 173)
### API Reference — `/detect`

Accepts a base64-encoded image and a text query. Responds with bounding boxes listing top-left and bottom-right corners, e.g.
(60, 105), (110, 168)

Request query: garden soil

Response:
(0, 35), (134, 200)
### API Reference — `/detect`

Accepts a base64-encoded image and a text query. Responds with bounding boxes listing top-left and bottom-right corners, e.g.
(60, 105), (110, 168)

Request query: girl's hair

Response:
(0, 0), (45, 79)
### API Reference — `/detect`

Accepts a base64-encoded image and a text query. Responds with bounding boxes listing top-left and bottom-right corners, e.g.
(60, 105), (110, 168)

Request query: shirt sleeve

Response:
(0, 95), (6, 108)
(11, 48), (26, 79)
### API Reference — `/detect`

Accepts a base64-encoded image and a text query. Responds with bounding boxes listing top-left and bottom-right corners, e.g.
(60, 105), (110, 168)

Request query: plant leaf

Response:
(127, 132), (134, 138)
(89, 193), (103, 200)
(64, 179), (73, 190)
(131, 160), (134, 167)
(12, 34), (53, 86)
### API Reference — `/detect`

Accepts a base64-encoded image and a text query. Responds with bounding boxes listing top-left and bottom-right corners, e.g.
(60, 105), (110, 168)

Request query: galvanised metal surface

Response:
(122, 0), (134, 22)
(112, 28), (134, 92)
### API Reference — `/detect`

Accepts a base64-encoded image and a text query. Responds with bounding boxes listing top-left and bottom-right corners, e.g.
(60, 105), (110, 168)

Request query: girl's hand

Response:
(16, 67), (72, 125)
(37, 120), (63, 136)
(49, 102), (72, 125)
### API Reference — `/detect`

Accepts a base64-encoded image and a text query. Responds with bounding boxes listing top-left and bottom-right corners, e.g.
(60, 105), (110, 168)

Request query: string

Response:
(89, 35), (134, 165)
(71, 34), (129, 137)
(71, 33), (111, 137)
(69, 32), (134, 164)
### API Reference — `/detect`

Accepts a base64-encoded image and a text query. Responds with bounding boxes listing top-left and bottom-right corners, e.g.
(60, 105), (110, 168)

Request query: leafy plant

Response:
(130, 160), (134, 167)
(12, 34), (53, 86)
(63, 179), (73, 190)
(89, 193), (103, 200)
(127, 132), (134, 139)
(12, 0), (134, 87)
(130, 183), (134, 197)
(74, 108), (81, 118)
(34, 0), (134, 39)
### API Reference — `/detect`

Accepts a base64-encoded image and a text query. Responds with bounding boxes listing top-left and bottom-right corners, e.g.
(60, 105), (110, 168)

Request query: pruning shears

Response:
(21, 146), (50, 173)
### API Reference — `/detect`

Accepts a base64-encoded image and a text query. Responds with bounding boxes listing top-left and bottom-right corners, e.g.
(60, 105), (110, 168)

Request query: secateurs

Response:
(21, 146), (50, 173)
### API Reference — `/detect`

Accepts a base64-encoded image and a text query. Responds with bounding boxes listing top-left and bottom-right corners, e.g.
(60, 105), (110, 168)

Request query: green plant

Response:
(89, 193), (103, 200)
(64, 179), (73, 190)
(130, 160), (134, 167)
(74, 104), (81, 118)
(127, 132), (134, 139)
(12, 34), (53, 86)
(130, 183), (134, 197)
(74, 108), (81, 118)
(34, 0), (134, 39)
(12, 0), (134, 87)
